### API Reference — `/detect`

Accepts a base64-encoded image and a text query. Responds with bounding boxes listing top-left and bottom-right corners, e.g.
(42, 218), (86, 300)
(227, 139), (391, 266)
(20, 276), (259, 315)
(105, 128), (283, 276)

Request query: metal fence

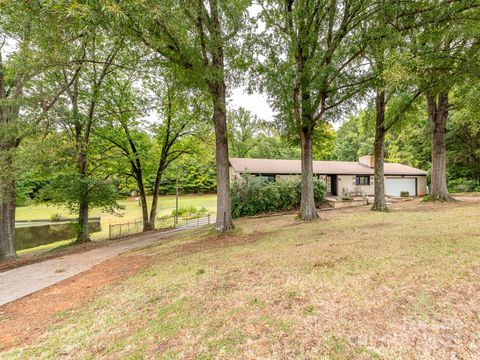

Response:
(108, 213), (211, 240)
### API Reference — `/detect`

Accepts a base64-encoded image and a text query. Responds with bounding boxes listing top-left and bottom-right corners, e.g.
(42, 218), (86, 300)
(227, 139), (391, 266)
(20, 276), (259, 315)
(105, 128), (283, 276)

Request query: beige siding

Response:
(417, 176), (427, 196)
(229, 169), (427, 197)
(337, 175), (375, 196)
(276, 175), (300, 181)
(229, 167), (239, 182)
(336, 175), (427, 197)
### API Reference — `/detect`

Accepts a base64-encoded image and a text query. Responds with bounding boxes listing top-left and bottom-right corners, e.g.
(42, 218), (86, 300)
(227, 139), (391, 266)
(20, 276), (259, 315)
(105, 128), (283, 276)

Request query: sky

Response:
(228, 88), (275, 122)
(228, 88), (346, 130)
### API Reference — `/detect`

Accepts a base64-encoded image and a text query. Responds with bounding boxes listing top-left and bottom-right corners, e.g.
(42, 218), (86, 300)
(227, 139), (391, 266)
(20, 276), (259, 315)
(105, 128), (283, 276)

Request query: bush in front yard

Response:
(448, 178), (480, 193)
(171, 206), (208, 217)
(231, 175), (326, 218)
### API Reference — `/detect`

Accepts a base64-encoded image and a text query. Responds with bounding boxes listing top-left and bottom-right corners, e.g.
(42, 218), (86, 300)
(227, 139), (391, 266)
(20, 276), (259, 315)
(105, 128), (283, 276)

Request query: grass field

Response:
(4, 199), (480, 358)
(16, 194), (216, 255)
(16, 194), (217, 222)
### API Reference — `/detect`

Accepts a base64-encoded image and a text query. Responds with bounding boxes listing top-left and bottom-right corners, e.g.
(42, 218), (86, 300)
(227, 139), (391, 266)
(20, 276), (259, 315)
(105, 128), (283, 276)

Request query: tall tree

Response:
(259, 0), (374, 220)
(43, 30), (127, 242)
(411, 0), (479, 201)
(98, 74), (210, 231)
(367, 45), (421, 211)
(0, 3), (79, 259)
(104, 0), (251, 232)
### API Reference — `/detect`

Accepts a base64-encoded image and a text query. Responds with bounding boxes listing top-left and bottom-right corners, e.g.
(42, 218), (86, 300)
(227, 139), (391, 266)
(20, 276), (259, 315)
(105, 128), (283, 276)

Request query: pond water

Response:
(15, 221), (102, 251)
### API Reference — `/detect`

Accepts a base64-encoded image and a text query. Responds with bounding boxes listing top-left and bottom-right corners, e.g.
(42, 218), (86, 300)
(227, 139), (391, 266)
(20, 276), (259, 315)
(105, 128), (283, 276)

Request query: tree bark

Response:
(371, 89), (388, 212)
(299, 126), (318, 220)
(211, 80), (233, 232)
(427, 92), (453, 202)
(76, 148), (91, 242)
(135, 173), (150, 232)
(207, 0), (233, 233)
(77, 196), (90, 242)
(0, 175), (16, 259)
(0, 51), (20, 259)
(0, 125), (17, 259)
(148, 167), (164, 231)
(147, 93), (172, 231)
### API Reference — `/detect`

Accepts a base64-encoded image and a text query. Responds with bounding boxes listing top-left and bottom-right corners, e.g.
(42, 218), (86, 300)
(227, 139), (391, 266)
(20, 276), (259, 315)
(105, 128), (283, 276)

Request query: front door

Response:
(326, 175), (337, 196)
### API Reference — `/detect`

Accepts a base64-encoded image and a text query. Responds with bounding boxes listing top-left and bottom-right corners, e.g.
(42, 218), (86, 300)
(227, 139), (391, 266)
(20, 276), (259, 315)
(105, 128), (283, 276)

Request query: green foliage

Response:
(448, 178), (480, 193)
(50, 213), (64, 222)
(258, 0), (373, 136)
(332, 112), (374, 161)
(400, 191), (410, 198)
(340, 192), (353, 201)
(158, 156), (217, 195)
(446, 83), (480, 183)
(39, 175), (123, 215)
(333, 106), (432, 170)
(15, 180), (39, 207)
(228, 107), (301, 160)
(313, 179), (327, 204)
(97, 69), (214, 202)
(231, 176), (326, 218)
(228, 107), (336, 160)
(171, 206), (208, 217)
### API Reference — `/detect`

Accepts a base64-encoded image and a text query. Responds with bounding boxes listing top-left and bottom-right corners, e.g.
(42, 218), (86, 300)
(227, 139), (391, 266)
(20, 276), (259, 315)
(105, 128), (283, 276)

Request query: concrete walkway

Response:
(0, 228), (183, 307)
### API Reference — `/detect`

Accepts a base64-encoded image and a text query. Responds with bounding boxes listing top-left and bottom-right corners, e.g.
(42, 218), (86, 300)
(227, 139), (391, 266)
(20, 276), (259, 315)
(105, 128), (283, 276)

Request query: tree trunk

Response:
(136, 175), (150, 232)
(427, 92), (453, 202)
(0, 176), (16, 260)
(76, 145), (91, 242)
(77, 197), (90, 242)
(0, 105), (16, 259)
(371, 89), (388, 212)
(210, 81), (233, 232)
(148, 168), (163, 231)
(0, 53), (20, 259)
(299, 126), (318, 220)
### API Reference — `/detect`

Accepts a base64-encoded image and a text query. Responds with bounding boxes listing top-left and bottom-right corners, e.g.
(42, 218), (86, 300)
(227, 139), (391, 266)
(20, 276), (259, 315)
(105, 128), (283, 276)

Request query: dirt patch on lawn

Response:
(0, 254), (152, 352)
(164, 231), (261, 259)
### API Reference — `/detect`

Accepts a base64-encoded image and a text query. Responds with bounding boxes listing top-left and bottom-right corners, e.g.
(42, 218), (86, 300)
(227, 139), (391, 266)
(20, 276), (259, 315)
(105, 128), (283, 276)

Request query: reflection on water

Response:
(15, 221), (101, 250)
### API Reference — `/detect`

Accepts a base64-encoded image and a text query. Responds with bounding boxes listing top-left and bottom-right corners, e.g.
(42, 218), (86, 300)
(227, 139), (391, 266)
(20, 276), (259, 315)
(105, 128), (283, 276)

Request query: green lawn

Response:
(5, 199), (480, 358)
(16, 194), (217, 222)
(16, 194), (217, 255)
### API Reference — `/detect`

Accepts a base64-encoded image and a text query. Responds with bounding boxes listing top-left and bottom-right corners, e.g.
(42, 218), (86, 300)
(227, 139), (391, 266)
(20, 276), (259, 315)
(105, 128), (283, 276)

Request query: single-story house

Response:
(229, 155), (428, 197)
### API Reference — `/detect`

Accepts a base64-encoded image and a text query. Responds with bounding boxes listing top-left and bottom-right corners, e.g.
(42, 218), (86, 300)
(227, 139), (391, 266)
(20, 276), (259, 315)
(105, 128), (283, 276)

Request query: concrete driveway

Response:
(0, 228), (182, 307)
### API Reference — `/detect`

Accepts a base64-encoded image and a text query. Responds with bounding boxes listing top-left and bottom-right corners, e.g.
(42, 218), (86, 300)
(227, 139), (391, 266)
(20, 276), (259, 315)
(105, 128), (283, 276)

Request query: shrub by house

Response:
(231, 176), (326, 218)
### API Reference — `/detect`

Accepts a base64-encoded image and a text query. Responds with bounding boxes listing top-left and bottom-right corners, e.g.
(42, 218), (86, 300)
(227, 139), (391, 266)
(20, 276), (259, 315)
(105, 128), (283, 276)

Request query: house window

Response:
(256, 174), (276, 182)
(356, 176), (370, 186)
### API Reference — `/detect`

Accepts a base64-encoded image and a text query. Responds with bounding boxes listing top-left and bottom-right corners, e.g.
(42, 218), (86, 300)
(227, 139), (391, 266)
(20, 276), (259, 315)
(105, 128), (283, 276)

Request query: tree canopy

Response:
(0, 0), (479, 259)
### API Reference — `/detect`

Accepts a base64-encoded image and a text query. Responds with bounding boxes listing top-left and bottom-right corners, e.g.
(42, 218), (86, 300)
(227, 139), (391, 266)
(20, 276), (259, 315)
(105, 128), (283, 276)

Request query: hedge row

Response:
(231, 176), (326, 218)
(448, 178), (480, 193)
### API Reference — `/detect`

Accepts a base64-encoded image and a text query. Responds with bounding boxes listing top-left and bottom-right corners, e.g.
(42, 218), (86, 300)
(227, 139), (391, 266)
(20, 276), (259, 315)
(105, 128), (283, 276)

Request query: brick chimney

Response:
(359, 155), (375, 168)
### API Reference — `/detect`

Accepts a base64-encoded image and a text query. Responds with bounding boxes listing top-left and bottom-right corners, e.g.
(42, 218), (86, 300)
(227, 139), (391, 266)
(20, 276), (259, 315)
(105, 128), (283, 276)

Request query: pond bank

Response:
(14, 220), (102, 251)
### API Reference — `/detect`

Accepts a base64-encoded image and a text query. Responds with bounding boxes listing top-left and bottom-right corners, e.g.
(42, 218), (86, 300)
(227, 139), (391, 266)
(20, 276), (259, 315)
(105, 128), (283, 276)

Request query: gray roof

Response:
(229, 158), (428, 176)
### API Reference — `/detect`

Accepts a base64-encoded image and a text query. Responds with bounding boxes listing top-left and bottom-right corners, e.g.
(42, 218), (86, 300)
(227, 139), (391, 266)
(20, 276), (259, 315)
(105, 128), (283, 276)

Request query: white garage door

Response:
(385, 178), (416, 197)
